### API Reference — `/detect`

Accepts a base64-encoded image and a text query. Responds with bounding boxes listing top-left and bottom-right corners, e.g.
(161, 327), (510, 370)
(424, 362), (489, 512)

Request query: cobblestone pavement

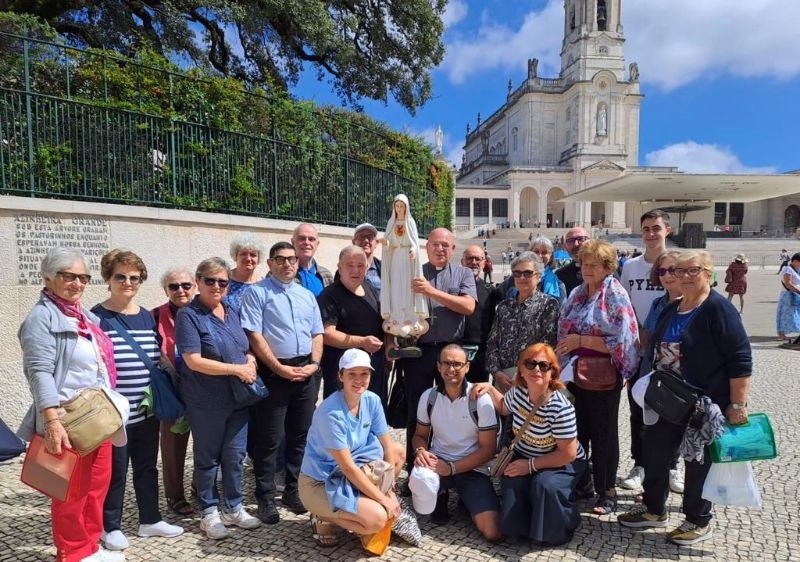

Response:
(1, 269), (797, 561)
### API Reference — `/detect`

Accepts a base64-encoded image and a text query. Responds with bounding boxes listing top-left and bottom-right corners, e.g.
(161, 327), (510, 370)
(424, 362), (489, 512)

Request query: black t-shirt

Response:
(556, 262), (582, 296)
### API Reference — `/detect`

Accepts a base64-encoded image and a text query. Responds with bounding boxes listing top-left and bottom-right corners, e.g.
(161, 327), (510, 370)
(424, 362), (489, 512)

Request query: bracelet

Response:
(448, 461), (456, 475)
(530, 458), (538, 473)
(343, 334), (352, 346)
(414, 447), (426, 457)
(44, 418), (60, 426)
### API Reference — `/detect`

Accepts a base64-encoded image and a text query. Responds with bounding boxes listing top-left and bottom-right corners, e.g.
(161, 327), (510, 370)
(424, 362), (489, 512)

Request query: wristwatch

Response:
(730, 402), (748, 410)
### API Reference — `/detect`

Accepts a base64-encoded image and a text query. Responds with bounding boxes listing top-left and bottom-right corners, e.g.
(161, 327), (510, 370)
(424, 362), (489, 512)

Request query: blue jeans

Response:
(187, 405), (248, 514)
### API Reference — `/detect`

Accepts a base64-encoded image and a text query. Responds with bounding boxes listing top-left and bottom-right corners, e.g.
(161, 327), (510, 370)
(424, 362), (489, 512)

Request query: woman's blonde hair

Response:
(577, 239), (618, 273)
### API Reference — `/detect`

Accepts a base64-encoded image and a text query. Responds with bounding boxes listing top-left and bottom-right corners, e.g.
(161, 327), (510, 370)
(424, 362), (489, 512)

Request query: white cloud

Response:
(440, 0), (800, 90)
(443, 0), (469, 28)
(645, 142), (777, 174)
(440, 1), (563, 84)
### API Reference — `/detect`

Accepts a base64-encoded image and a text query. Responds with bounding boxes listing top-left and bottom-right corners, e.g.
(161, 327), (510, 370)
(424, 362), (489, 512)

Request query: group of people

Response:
(18, 202), (753, 561)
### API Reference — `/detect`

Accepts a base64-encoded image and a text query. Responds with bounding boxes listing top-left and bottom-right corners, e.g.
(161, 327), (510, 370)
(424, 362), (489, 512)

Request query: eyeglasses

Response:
(270, 255), (298, 265)
(439, 360), (466, 370)
(463, 255), (484, 262)
(167, 282), (193, 292)
(565, 236), (589, 245)
(512, 270), (537, 279)
(112, 273), (142, 284)
(654, 267), (677, 277)
(522, 359), (553, 372)
(673, 266), (709, 278)
(57, 271), (91, 284)
(202, 276), (229, 288)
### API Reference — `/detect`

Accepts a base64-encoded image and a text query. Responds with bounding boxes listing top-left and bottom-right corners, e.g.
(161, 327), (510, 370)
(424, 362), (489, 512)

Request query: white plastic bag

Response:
(702, 461), (762, 508)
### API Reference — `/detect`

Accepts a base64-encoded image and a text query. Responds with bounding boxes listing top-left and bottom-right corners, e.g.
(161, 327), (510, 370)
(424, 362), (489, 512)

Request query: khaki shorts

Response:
(298, 460), (394, 519)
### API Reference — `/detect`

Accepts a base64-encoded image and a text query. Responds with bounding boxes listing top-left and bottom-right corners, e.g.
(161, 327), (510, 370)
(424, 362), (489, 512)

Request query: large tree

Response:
(4, 0), (446, 114)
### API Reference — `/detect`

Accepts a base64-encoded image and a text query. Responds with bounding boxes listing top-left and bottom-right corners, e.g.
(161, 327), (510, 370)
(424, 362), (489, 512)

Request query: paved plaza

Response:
(1, 267), (798, 561)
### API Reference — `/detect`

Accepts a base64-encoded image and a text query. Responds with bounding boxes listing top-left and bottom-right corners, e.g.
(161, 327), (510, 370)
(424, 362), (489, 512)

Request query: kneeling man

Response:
(411, 344), (501, 542)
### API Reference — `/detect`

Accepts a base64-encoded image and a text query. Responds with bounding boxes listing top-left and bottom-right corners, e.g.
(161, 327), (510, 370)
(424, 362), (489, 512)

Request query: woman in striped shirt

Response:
(472, 343), (586, 546)
(92, 250), (183, 552)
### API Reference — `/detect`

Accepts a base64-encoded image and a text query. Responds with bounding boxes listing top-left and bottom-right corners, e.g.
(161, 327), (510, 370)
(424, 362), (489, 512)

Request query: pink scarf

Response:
(42, 288), (119, 388)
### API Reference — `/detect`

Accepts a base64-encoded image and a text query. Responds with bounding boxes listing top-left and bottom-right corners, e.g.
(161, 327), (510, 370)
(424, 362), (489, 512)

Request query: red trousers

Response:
(52, 441), (112, 562)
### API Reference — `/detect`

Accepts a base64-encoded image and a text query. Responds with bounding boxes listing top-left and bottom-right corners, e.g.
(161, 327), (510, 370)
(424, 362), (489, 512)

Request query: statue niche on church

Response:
(597, 105), (607, 136)
(629, 62), (639, 82)
(527, 58), (538, 79)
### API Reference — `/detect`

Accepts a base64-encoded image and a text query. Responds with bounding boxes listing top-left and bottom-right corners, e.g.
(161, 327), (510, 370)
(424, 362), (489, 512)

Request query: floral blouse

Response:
(558, 275), (640, 380)
(485, 291), (560, 374)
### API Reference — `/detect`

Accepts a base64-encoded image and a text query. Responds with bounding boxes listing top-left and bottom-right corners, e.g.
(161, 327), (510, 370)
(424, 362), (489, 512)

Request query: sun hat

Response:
(101, 387), (130, 447)
(631, 372), (659, 426)
(408, 466), (439, 515)
(339, 348), (374, 371)
(734, 254), (748, 263)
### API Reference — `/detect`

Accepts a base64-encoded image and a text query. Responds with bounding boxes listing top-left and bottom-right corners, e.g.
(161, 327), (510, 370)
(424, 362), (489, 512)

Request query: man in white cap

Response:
(352, 223), (382, 293)
(410, 344), (500, 541)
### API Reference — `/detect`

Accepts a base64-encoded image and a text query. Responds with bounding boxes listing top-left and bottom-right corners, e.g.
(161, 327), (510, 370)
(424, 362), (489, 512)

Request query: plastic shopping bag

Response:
(702, 461), (761, 508)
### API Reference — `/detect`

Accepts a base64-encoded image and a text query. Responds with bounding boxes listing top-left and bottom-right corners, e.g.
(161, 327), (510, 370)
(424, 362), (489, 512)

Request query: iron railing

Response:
(0, 32), (439, 231)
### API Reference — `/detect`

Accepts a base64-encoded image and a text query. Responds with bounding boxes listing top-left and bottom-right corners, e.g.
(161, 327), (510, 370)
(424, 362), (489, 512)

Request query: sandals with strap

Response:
(593, 494), (618, 515)
(166, 497), (195, 516)
(311, 514), (340, 547)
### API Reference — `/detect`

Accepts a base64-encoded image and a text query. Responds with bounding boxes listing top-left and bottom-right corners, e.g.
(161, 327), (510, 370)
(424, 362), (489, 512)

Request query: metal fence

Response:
(0, 32), (438, 231)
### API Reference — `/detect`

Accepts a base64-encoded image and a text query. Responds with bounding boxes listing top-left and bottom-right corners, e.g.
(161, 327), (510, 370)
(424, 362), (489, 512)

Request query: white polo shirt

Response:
(416, 381), (498, 463)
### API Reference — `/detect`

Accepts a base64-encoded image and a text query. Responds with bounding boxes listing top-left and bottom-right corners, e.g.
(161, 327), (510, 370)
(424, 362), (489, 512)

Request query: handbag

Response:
(710, 413), (777, 463)
(490, 393), (546, 478)
(20, 434), (81, 501)
(724, 270), (733, 284)
(106, 316), (185, 420)
(386, 366), (407, 429)
(58, 387), (124, 455)
(644, 370), (699, 426)
(574, 355), (619, 391)
(200, 314), (269, 408)
(780, 280), (800, 306)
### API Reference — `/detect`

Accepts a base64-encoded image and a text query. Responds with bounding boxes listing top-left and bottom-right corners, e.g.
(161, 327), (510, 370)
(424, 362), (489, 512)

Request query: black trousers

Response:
(398, 343), (444, 470)
(626, 370), (645, 466)
(642, 417), (713, 526)
(251, 372), (319, 502)
(103, 416), (161, 530)
(570, 382), (622, 493)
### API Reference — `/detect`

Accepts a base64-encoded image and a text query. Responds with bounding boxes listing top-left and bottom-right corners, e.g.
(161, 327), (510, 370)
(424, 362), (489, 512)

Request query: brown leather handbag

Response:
(574, 355), (619, 391)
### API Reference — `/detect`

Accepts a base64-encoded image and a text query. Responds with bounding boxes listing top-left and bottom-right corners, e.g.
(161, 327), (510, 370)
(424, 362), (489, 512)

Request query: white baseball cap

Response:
(101, 387), (130, 447)
(631, 372), (659, 426)
(409, 466), (440, 515)
(354, 223), (378, 237)
(338, 348), (374, 371)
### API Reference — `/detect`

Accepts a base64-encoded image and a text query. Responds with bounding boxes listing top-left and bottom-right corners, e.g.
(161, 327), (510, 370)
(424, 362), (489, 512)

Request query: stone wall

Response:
(0, 195), (379, 429)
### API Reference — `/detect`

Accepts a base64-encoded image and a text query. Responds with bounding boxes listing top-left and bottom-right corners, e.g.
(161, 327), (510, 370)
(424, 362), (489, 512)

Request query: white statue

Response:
(434, 125), (443, 154)
(597, 106), (607, 135)
(380, 194), (429, 340)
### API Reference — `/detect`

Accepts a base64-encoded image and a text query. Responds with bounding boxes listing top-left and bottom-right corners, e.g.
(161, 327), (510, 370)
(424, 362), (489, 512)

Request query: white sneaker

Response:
(621, 466), (645, 490)
(100, 530), (129, 551)
(200, 509), (231, 540)
(80, 546), (126, 562)
(220, 507), (261, 529)
(669, 469), (685, 494)
(137, 520), (184, 538)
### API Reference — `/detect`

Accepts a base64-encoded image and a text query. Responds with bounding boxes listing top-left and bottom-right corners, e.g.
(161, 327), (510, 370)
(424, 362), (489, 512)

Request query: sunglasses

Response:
(270, 255), (298, 265)
(522, 359), (553, 372)
(512, 270), (536, 279)
(167, 282), (194, 292)
(565, 236), (589, 245)
(439, 360), (467, 370)
(654, 267), (677, 277)
(202, 276), (229, 288)
(112, 273), (142, 284)
(57, 271), (92, 284)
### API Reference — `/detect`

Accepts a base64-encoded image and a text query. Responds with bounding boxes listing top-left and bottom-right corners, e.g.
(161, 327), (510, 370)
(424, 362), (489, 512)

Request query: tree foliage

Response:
(5, 0), (447, 114)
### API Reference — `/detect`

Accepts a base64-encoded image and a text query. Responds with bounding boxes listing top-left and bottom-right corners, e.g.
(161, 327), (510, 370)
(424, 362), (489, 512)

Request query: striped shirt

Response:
(502, 386), (585, 460)
(92, 306), (160, 426)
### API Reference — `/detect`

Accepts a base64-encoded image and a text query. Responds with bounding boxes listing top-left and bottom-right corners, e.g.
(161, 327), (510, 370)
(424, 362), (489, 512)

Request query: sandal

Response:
(166, 497), (195, 516)
(311, 514), (340, 547)
(592, 494), (618, 515)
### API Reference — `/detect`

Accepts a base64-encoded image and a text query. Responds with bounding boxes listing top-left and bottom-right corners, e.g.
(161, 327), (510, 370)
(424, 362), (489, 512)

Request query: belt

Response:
(278, 354), (311, 367)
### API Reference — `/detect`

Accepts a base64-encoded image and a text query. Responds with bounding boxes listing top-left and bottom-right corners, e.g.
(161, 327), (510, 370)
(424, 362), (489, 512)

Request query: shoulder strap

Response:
(105, 314), (155, 370)
(507, 391), (548, 452)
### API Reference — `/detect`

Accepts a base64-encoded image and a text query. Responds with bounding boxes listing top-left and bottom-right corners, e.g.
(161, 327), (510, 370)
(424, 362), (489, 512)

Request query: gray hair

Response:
(195, 257), (230, 279)
(529, 235), (554, 254)
(338, 245), (366, 262)
(160, 266), (194, 288)
(41, 247), (88, 281)
(229, 232), (267, 261)
(510, 251), (545, 276)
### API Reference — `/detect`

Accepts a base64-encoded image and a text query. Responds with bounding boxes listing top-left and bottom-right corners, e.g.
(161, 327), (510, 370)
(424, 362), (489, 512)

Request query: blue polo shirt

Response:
(239, 276), (324, 359)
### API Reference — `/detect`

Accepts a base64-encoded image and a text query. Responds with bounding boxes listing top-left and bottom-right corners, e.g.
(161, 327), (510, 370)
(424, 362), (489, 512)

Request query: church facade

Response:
(454, 0), (800, 236)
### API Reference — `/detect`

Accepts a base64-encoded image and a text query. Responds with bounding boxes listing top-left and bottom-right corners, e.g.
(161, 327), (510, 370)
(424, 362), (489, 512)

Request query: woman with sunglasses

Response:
(92, 250), (184, 552)
(472, 343), (586, 546)
(151, 268), (196, 516)
(556, 240), (640, 516)
(174, 257), (261, 540)
(486, 252), (559, 395)
(18, 248), (123, 562)
(618, 250), (751, 546)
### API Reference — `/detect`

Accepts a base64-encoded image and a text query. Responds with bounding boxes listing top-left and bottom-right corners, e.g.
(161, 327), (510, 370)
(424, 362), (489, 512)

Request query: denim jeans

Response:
(103, 415), (161, 530)
(187, 405), (248, 513)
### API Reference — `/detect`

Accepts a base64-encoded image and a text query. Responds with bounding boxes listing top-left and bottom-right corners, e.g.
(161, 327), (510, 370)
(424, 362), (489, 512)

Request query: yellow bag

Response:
(360, 517), (393, 556)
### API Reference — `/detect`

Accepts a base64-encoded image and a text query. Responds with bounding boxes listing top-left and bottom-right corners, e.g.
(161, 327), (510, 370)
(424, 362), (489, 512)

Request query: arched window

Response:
(597, 0), (608, 31)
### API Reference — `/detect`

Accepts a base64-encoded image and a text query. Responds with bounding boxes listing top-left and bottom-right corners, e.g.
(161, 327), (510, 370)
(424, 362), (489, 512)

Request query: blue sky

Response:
(293, 0), (800, 176)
